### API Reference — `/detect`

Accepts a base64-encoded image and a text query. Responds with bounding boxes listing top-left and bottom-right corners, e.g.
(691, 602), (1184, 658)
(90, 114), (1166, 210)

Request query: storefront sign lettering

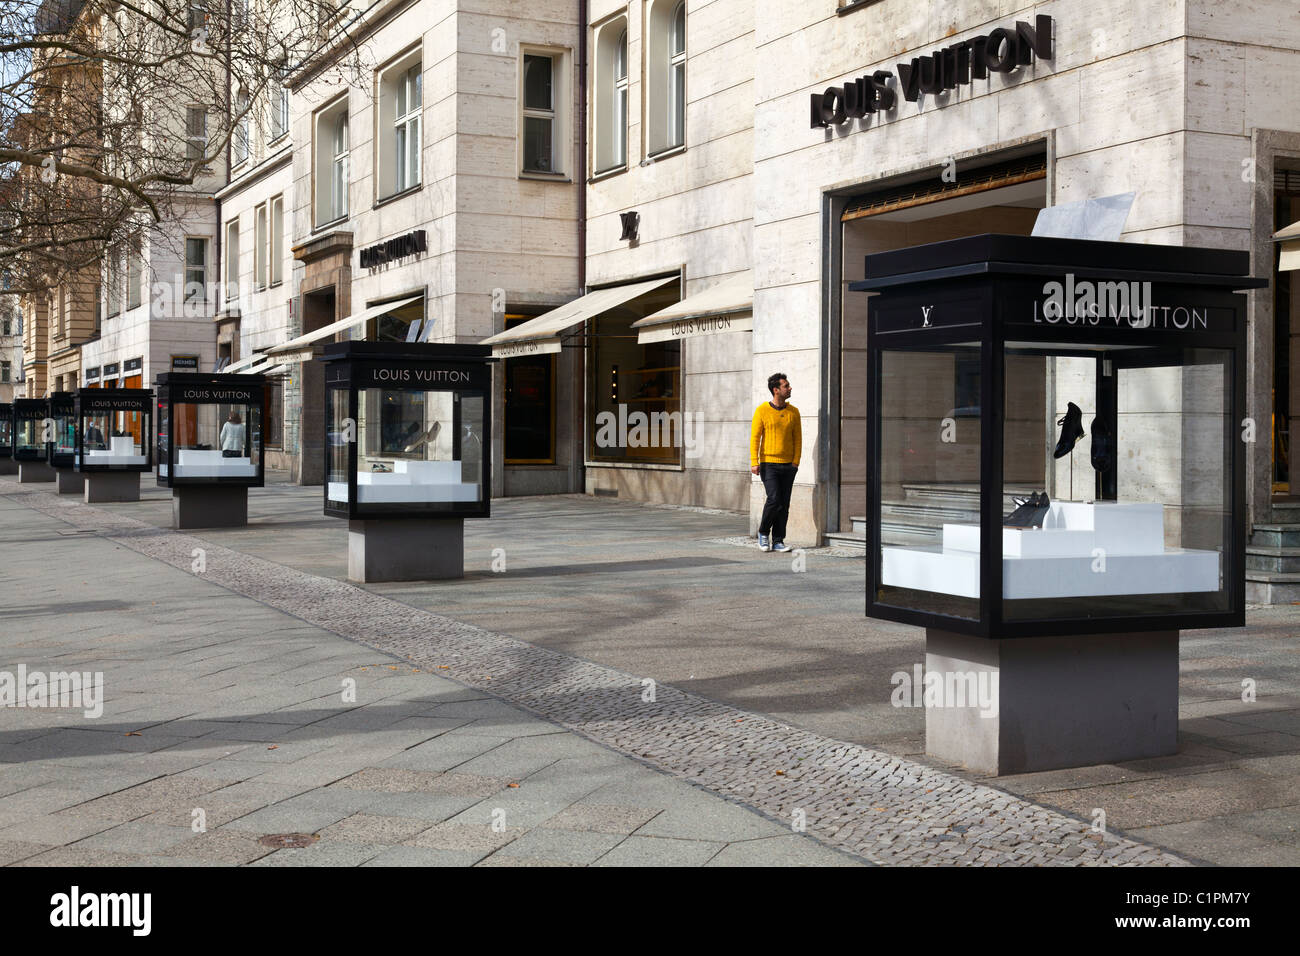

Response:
(497, 342), (543, 356)
(811, 15), (1053, 128)
(1034, 276), (1207, 329)
(179, 388), (255, 402)
(373, 368), (471, 384)
(669, 316), (735, 337)
(359, 230), (427, 269)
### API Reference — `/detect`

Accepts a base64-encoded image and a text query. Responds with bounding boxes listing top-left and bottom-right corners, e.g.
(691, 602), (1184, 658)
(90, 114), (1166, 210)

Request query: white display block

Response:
(882, 502), (1220, 598)
(328, 458), (478, 504)
(83, 437), (147, 467)
(174, 449), (257, 478)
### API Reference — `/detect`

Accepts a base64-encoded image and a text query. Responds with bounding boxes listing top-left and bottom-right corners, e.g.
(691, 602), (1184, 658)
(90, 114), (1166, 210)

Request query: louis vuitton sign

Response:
(811, 15), (1053, 128)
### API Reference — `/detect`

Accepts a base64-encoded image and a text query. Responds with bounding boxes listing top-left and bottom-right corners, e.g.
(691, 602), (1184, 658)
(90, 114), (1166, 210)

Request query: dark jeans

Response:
(758, 462), (797, 542)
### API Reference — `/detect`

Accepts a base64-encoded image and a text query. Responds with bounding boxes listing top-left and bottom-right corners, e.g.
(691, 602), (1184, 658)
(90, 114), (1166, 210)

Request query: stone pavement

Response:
(69, 474), (1300, 866)
(0, 478), (1193, 865)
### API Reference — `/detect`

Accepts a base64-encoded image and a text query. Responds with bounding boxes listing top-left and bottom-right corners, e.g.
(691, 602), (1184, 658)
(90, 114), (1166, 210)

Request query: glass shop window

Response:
(171, 401), (261, 478)
(589, 308), (682, 465)
(504, 313), (555, 463)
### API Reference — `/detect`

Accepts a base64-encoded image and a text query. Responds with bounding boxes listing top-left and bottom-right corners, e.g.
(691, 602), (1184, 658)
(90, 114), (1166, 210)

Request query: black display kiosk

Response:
(47, 391), (83, 494)
(323, 342), (492, 582)
(0, 403), (14, 475)
(75, 388), (153, 502)
(12, 398), (54, 483)
(852, 234), (1265, 774)
(155, 372), (266, 528)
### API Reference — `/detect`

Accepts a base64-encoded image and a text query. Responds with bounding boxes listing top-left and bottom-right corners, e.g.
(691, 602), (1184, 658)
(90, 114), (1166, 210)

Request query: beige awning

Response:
(480, 276), (678, 357)
(265, 296), (423, 363)
(1275, 220), (1300, 272)
(223, 353), (263, 373)
(632, 272), (753, 344)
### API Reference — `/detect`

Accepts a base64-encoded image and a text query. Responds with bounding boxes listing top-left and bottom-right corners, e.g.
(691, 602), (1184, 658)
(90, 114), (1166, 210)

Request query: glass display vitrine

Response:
(323, 342), (492, 519)
(154, 373), (265, 486)
(75, 388), (152, 471)
(0, 403), (11, 459)
(853, 234), (1263, 638)
(12, 399), (47, 461)
(47, 392), (76, 468)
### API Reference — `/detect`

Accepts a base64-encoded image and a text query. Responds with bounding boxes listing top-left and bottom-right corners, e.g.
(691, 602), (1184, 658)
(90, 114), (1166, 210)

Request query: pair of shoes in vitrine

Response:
(1004, 491), (1051, 528)
(1054, 401), (1115, 473)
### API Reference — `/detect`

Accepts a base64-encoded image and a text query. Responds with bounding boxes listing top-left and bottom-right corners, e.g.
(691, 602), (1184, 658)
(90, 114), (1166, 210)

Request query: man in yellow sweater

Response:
(750, 372), (801, 552)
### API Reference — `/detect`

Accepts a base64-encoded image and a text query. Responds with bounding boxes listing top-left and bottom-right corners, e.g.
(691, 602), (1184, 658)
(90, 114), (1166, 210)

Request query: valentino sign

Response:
(811, 15), (1054, 128)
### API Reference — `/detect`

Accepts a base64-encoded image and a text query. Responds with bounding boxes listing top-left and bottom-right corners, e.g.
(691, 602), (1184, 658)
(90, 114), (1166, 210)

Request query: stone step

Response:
(824, 530), (866, 554)
(1248, 525), (1300, 549)
(1245, 546), (1300, 573)
(1246, 569), (1300, 604)
(850, 515), (866, 534)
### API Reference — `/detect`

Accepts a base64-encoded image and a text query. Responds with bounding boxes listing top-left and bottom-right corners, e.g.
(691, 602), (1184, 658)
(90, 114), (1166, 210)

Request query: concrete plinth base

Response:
(925, 628), (1178, 775)
(0, 458), (17, 475)
(348, 518), (464, 582)
(55, 468), (85, 495)
(84, 471), (141, 503)
(18, 461), (55, 483)
(173, 485), (248, 529)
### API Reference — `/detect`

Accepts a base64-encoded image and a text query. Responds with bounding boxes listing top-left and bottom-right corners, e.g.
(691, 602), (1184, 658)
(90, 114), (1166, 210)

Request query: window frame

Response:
(105, 243), (121, 318)
(184, 237), (208, 305)
(592, 16), (629, 176)
(376, 48), (423, 201)
(185, 105), (207, 161)
(313, 95), (350, 228)
(233, 89), (250, 165)
(126, 233), (142, 310)
(667, 1), (686, 150)
(519, 45), (571, 179)
(225, 218), (240, 305)
(645, 0), (687, 158)
(270, 195), (284, 286)
(269, 70), (290, 143)
(255, 202), (268, 291)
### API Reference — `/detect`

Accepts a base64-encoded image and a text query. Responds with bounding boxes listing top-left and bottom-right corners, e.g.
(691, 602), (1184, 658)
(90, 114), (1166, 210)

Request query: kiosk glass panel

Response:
(170, 401), (261, 479)
(0, 407), (11, 456)
(876, 344), (983, 622)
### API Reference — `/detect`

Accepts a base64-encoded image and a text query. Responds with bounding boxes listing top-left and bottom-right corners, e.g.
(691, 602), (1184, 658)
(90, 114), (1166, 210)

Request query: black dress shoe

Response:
(1090, 415), (1113, 472)
(1053, 402), (1085, 459)
(1005, 491), (1050, 528)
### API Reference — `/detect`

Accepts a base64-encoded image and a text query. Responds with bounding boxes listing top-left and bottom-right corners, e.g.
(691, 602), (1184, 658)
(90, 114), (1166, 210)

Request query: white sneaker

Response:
(758, 533), (771, 552)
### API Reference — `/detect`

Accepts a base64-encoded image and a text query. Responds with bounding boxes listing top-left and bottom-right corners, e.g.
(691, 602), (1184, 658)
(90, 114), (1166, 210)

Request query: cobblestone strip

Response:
(3, 484), (1191, 866)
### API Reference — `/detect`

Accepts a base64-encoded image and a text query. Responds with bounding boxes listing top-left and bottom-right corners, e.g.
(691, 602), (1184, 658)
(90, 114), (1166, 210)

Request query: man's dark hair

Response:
(767, 373), (788, 396)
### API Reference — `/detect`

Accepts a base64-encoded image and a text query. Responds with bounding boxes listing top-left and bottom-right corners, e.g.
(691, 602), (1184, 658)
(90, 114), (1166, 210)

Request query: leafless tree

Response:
(0, 0), (364, 294)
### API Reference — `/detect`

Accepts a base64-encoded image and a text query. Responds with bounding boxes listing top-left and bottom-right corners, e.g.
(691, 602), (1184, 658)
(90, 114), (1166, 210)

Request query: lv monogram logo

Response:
(921, 305), (934, 327)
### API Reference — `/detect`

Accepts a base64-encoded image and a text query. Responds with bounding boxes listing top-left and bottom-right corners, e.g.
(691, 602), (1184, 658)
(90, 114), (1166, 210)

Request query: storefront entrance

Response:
(833, 150), (1048, 536)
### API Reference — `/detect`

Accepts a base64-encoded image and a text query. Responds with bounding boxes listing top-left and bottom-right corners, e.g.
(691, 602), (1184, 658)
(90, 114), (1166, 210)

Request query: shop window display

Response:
(855, 234), (1261, 637)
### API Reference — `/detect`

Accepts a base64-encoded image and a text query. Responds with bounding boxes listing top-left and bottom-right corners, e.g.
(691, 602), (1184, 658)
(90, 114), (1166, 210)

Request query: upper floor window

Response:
(378, 52), (421, 199)
(255, 202), (268, 290)
(646, 0), (686, 155)
(594, 20), (628, 174)
(186, 106), (206, 161)
(269, 71), (289, 142)
(314, 97), (349, 225)
(270, 196), (284, 286)
(185, 238), (207, 304)
(126, 233), (143, 310)
(105, 244), (121, 317)
(233, 89), (250, 164)
(225, 218), (240, 304)
(520, 48), (570, 177)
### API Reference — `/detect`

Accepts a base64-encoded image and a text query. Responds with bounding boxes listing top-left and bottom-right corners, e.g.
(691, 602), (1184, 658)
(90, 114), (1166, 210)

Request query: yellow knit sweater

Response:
(750, 402), (802, 467)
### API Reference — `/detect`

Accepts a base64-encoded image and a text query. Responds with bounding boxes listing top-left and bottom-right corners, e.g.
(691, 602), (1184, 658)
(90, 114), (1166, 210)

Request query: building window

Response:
(393, 63), (421, 193)
(186, 106), (206, 161)
(377, 53), (421, 199)
(266, 379), (283, 448)
(255, 203), (268, 290)
(185, 238), (207, 303)
(522, 53), (558, 174)
(269, 71), (289, 142)
(1, 361), (10, 383)
(106, 244), (121, 317)
(365, 295), (425, 343)
(594, 20), (628, 174)
(234, 89), (250, 164)
(270, 196), (284, 285)
(646, 0), (686, 155)
(188, 2), (206, 32)
(588, 282), (682, 464)
(668, 3), (686, 148)
(225, 219), (239, 304)
(315, 98), (349, 225)
(126, 234), (142, 310)
(504, 314), (556, 464)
